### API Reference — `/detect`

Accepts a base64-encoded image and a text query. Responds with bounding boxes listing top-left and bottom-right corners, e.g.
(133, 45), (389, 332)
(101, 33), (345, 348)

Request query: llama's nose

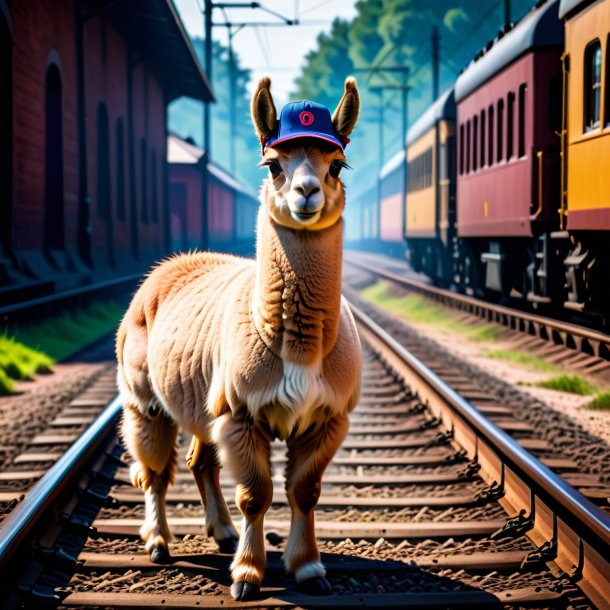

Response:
(293, 178), (321, 200)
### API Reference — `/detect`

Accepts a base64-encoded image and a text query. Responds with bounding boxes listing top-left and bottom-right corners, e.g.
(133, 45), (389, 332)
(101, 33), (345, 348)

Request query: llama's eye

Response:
(329, 160), (348, 179)
(267, 159), (283, 178)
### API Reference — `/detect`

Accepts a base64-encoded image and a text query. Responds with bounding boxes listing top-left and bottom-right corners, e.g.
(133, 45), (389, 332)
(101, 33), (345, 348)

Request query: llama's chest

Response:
(245, 360), (332, 440)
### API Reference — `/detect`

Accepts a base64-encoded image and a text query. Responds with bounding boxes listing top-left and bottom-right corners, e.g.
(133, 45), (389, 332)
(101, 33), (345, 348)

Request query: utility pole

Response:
(198, 2), (296, 248)
(432, 26), (440, 101)
(201, 0), (212, 250)
(504, 0), (511, 28)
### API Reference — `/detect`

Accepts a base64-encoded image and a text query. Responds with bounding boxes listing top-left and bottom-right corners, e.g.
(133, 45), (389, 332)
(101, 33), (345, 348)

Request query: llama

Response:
(116, 76), (361, 601)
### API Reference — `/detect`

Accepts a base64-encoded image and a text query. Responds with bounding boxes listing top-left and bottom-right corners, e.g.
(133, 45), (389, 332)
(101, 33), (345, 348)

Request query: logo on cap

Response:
(299, 111), (314, 126)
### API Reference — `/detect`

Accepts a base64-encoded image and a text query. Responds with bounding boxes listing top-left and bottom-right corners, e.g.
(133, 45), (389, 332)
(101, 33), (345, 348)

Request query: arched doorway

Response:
(43, 64), (65, 264)
(0, 8), (12, 259)
(96, 103), (114, 266)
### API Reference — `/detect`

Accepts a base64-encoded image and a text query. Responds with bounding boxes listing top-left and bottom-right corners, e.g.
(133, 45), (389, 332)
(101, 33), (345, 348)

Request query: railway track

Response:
(345, 251), (610, 379)
(0, 302), (608, 609)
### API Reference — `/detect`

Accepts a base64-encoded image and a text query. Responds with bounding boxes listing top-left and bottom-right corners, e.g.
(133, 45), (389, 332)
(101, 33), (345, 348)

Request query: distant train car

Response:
(168, 134), (258, 256)
(379, 150), (406, 257)
(346, 185), (379, 250)
(454, 0), (564, 299)
(559, 0), (610, 313)
(404, 88), (456, 286)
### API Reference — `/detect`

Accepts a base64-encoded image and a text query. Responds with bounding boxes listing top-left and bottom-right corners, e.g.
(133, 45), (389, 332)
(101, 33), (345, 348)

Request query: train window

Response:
(473, 116), (478, 171)
(507, 91), (515, 159)
(466, 120), (471, 173)
(116, 120), (126, 222)
(605, 36), (610, 126)
(518, 84), (526, 157)
(140, 138), (148, 223)
(497, 99), (504, 162)
(584, 40), (601, 131)
(488, 105), (494, 166)
(459, 124), (464, 175)
(480, 109), (486, 168)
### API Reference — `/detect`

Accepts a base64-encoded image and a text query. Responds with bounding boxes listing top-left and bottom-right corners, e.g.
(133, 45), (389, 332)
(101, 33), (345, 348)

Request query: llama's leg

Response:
(213, 413), (273, 601)
(185, 435), (238, 553)
(284, 413), (349, 595)
(121, 401), (178, 563)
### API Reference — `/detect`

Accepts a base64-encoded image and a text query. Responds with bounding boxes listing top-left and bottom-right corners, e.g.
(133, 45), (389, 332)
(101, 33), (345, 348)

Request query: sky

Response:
(173, 0), (358, 107)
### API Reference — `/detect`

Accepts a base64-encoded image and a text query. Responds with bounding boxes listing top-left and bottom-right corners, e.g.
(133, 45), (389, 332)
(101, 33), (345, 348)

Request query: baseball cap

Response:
(263, 100), (347, 152)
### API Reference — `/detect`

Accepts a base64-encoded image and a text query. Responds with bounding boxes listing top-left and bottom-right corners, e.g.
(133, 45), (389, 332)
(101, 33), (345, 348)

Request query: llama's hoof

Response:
(216, 535), (238, 554)
(230, 580), (260, 601)
(297, 576), (333, 596)
(150, 545), (171, 564)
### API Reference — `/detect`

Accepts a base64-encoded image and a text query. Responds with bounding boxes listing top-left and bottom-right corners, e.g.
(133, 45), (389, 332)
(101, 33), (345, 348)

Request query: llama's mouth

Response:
(291, 210), (320, 223)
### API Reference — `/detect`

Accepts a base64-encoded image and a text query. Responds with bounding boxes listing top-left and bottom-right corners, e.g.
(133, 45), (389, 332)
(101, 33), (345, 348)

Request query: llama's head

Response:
(252, 77), (360, 230)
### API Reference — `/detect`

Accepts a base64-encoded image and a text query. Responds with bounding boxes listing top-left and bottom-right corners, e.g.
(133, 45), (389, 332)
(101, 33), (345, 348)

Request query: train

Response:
(348, 0), (610, 322)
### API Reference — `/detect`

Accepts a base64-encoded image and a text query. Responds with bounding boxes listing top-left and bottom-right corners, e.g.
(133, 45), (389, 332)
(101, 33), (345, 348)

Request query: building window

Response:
(116, 119), (126, 221)
(584, 40), (601, 130)
(151, 149), (158, 223)
(459, 123), (464, 175)
(473, 115), (478, 171)
(140, 138), (148, 223)
(507, 91), (515, 159)
(497, 99), (504, 162)
(518, 84), (526, 157)
(96, 104), (111, 222)
(44, 64), (65, 254)
(466, 120), (471, 173)
(480, 109), (486, 167)
(488, 105), (494, 166)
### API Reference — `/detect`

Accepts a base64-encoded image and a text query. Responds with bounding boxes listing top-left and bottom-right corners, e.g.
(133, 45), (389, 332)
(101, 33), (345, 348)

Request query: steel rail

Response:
(0, 273), (142, 321)
(348, 301), (610, 608)
(345, 253), (610, 358)
(0, 395), (122, 570)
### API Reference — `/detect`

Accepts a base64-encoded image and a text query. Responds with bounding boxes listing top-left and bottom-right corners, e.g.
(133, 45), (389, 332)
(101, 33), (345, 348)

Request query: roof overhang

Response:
(107, 0), (214, 103)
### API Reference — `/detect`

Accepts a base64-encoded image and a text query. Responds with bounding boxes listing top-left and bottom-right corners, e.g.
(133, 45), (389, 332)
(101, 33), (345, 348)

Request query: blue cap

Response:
(265, 100), (346, 151)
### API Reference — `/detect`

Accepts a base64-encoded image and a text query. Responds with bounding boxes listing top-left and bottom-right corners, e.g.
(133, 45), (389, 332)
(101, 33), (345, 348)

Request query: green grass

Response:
(13, 299), (124, 362)
(484, 349), (560, 373)
(0, 299), (124, 394)
(0, 366), (15, 395)
(359, 281), (502, 342)
(524, 374), (598, 395)
(585, 391), (610, 411)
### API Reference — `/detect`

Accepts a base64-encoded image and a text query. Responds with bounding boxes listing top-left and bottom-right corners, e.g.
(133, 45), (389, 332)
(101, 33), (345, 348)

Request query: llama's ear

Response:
(332, 76), (360, 139)
(251, 76), (278, 141)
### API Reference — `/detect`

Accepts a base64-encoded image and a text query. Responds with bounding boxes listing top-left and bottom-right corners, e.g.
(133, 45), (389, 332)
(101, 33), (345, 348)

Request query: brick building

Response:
(0, 0), (213, 300)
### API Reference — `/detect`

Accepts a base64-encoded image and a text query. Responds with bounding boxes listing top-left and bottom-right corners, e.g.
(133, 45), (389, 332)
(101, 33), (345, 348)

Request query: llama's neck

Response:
(252, 208), (344, 366)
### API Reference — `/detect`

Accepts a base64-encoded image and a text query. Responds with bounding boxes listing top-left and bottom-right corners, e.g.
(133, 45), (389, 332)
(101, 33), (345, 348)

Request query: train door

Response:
(0, 6), (12, 260)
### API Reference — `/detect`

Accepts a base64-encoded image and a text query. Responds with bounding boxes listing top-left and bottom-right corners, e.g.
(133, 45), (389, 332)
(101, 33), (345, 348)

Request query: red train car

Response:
(168, 134), (258, 255)
(454, 0), (564, 298)
(0, 0), (212, 304)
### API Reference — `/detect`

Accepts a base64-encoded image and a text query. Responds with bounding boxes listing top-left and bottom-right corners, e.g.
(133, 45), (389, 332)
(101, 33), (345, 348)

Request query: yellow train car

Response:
(560, 0), (610, 311)
(404, 89), (456, 285)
